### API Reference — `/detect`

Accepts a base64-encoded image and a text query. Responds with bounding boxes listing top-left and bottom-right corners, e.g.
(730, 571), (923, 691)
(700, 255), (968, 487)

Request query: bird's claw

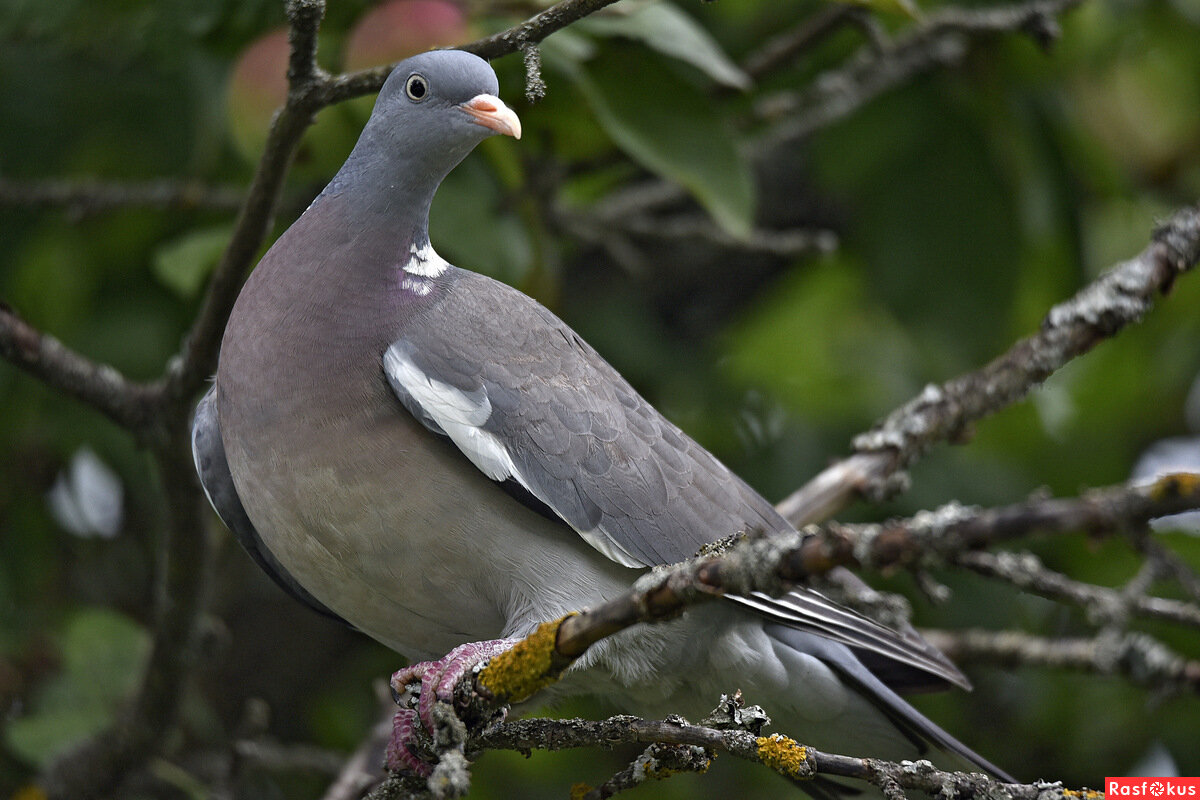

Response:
(386, 707), (435, 776)
(385, 639), (518, 774)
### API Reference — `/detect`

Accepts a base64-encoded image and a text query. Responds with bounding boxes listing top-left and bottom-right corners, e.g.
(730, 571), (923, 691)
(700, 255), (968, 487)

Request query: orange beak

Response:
(459, 94), (522, 140)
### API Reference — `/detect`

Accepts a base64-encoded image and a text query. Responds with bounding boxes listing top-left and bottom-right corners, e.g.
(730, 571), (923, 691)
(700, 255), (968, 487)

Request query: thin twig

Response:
(956, 549), (1200, 629)
(921, 628), (1200, 691)
(0, 177), (244, 215)
(742, 5), (862, 81)
(757, 0), (1083, 148)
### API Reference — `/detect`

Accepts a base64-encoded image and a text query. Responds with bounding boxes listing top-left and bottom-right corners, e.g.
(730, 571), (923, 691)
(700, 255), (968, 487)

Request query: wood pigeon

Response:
(192, 49), (1010, 789)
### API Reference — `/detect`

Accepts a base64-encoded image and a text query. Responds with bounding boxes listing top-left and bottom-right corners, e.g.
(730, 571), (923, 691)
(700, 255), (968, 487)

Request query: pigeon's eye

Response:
(404, 74), (429, 102)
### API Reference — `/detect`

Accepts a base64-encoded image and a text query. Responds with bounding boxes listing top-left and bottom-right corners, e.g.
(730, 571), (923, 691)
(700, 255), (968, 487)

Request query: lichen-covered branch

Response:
(777, 204), (1200, 525)
(461, 714), (1091, 800)
(469, 475), (1200, 708)
(955, 550), (1200, 629)
(921, 628), (1200, 692)
(794, 473), (1200, 575)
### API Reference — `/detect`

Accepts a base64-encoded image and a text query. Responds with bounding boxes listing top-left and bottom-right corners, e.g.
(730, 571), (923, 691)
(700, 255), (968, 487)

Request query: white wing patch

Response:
(384, 346), (518, 482)
(383, 345), (647, 570)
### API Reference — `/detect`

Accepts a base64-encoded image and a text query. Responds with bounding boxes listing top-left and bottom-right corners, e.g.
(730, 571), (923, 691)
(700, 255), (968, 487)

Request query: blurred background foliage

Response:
(1, 0), (1199, 797)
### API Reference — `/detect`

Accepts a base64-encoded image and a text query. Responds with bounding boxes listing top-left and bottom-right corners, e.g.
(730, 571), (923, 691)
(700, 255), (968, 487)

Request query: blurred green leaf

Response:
(152, 224), (232, 299)
(431, 155), (532, 286)
(581, 2), (751, 90)
(5, 608), (150, 768)
(566, 45), (755, 238)
(722, 256), (919, 422)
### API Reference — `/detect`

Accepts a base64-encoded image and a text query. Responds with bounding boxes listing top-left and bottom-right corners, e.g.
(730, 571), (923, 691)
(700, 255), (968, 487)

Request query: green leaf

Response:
(581, 2), (751, 90)
(566, 45), (755, 239)
(5, 608), (150, 768)
(152, 224), (232, 299)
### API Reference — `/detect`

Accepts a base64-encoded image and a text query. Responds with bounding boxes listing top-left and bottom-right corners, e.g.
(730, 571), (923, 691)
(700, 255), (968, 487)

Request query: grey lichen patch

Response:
(427, 749), (471, 799)
(701, 691), (771, 735)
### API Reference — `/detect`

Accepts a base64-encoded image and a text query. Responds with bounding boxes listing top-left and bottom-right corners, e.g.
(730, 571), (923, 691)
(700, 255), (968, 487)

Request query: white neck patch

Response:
(403, 241), (449, 278)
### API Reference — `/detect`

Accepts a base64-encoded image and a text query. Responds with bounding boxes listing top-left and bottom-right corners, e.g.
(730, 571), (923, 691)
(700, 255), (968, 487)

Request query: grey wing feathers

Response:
(191, 386), (347, 624)
(730, 592), (970, 691)
(387, 272), (790, 568)
(385, 270), (969, 691)
(767, 626), (1015, 782)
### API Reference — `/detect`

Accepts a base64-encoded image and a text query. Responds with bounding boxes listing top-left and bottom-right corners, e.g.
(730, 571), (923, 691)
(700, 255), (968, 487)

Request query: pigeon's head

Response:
(361, 50), (521, 173)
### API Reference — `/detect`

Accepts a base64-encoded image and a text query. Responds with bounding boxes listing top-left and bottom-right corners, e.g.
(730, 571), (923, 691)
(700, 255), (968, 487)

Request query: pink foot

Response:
(386, 707), (433, 776)
(385, 639), (519, 774)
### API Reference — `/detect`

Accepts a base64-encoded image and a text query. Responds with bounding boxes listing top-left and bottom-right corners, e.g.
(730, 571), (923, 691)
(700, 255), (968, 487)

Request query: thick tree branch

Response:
(165, 1), (329, 402)
(41, 433), (213, 799)
(776, 204), (1200, 525)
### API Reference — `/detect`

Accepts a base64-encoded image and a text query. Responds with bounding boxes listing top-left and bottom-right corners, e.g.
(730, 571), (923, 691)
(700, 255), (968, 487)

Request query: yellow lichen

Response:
(477, 614), (575, 703)
(12, 786), (49, 800)
(569, 782), (593, 800)
(1149, 472), (1200, 501)
(756, 734), (813, 780)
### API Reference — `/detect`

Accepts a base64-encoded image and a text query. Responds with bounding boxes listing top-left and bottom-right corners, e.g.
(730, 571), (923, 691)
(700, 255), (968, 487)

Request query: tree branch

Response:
(0, 176), (244, 216)
(464, 0), (624, 61)
(954, 550), (1200, 629)
(165, 3), (329, 402)
(0, 304), (158, 434)
(593, 0), (1088, 229)
(758, 0), (1084, 148)
(922, 628), (1200, 691)
(458, 714), (1089, 800)
(792, 473), (1200, 573)
(742, 5), (863, 81)
(776, 204), (1200, 525)
(468, 472), (1200, 707)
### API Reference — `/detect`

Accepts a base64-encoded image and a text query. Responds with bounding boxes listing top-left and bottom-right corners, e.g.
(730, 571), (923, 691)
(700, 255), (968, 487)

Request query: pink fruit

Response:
(227, 29), (290, 161)
(344, 0), (470, 71)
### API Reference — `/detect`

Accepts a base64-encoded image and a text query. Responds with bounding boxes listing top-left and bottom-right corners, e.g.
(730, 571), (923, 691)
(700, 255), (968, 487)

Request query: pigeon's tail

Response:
(767, 625), (1015, 786)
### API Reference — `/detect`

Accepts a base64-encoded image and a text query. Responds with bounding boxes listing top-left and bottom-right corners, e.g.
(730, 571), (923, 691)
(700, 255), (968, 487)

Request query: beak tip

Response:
(462, 94), (523, 141)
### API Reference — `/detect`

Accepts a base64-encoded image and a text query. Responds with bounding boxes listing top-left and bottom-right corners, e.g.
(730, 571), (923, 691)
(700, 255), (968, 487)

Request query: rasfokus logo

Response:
(1107, 778), (1200, 797)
